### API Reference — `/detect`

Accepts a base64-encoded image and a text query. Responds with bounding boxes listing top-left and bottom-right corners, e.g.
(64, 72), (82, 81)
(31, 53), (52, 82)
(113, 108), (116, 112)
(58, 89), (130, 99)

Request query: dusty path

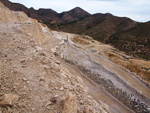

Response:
(85, 41), (150, 98)
(65, 43), (150, 103)
(50, 31), (150, 112)
(59, 58), (134, 113)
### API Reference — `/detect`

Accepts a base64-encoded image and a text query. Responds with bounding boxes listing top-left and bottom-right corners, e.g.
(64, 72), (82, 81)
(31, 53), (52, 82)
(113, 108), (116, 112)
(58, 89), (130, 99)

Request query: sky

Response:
(9, 0), (150, 22)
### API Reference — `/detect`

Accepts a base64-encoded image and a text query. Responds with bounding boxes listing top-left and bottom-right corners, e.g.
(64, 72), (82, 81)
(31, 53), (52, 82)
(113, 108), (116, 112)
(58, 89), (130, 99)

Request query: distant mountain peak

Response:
(29, 7), (35, 10)
(58, 7), (91, 24)
(105, 13), (112, 16)
(69, 7), (91, 15)
(71, 7), (85, 11)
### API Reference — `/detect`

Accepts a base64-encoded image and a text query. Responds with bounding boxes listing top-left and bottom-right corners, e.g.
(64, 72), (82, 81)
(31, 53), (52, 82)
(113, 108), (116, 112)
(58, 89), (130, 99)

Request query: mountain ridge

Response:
(0, 0), (91, 24)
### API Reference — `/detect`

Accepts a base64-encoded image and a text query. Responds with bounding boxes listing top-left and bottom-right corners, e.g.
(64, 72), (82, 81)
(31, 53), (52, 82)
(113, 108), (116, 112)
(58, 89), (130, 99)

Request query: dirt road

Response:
(59, 58), (134, 113)
(52, 31), (150, 112)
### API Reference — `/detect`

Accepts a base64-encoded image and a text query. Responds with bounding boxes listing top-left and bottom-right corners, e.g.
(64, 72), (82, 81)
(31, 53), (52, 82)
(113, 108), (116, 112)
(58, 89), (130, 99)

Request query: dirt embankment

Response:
(0, 2), (107, 113)
(105, 51), (150, 85)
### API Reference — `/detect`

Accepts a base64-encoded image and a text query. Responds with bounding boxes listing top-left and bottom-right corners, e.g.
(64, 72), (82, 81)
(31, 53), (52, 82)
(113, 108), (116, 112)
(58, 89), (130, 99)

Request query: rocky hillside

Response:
(106, 22), (150, 60)
(59, 13), (137, 42)
(0, 2), (107, 113)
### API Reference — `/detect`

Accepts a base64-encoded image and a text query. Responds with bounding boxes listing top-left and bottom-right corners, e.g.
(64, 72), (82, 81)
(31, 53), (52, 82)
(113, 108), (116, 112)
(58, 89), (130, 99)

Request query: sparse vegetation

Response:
(106, 51), (150, 84)
(106, 22), (150, 60)
(72, 36), (90, 45)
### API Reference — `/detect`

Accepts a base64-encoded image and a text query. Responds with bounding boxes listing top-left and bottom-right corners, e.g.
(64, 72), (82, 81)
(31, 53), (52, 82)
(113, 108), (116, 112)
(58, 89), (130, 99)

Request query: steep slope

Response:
(106, 22), (150, 60)
(0, 2), (107, 113)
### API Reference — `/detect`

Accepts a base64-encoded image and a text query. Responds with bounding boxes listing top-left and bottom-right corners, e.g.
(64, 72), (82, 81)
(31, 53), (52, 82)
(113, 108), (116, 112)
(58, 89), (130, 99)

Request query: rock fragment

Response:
(45, 101), (52, 107)
(59, 87), (64, 91)
(62, 93), (78, 113)
(55, 61), (60, 65)
(0, 94), (19, 107)
(22, 77), (27, 81)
